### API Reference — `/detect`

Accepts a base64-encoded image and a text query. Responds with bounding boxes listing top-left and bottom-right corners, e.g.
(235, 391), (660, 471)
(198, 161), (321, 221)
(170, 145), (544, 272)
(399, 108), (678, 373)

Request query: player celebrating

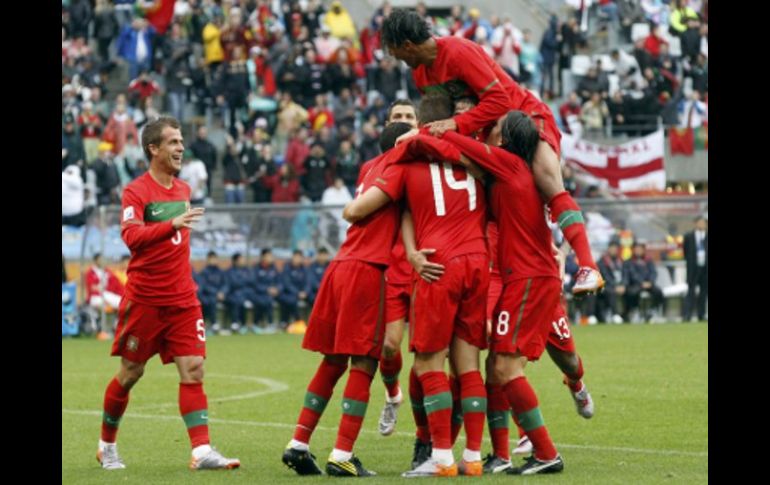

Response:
(381, 9), (603, 295)
(96, 117), (240, 471)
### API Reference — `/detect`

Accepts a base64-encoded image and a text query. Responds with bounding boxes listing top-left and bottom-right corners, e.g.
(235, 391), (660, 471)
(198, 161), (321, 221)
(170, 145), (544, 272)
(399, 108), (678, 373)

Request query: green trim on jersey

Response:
(144, 201), (188, 222)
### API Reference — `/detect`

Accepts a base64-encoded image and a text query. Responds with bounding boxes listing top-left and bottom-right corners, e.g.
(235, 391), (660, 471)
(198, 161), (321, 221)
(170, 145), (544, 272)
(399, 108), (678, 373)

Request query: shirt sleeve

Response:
(120, 186), (176, 251)
(443, 131), (526, 183)
(372, 163), (407, 202)
(449, 42), (512, 136)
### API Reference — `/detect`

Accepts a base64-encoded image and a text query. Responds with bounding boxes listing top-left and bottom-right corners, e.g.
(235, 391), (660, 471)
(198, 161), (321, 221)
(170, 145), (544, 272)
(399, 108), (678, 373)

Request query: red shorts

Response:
(490, 277), (561, 360)
(546, 300), (576, 353)
(385, 282), (412, 323)
(487, 271), (503, 321)
(111, 299), (206, 365)
(409, 253), (489, 353)
(303, 260), (386, 358)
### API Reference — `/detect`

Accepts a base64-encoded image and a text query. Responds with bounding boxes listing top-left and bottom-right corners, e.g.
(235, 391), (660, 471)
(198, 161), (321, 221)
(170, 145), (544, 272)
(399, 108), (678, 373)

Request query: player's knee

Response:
(350, 356), (377, 375)
(120, 362), (145, 387)
(184, 360), (205, 382)
(383, 338), (399, 358)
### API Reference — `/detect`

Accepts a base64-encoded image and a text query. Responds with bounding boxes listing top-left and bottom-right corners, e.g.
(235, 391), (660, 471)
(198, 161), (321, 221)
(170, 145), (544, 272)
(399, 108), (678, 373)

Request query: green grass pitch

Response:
(63, 323), (707, 484)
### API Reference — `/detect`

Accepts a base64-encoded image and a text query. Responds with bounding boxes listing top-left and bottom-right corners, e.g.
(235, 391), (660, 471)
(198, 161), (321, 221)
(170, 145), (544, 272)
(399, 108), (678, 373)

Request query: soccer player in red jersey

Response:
(281, 121), (415, 477)
(343, 95), (489, 478)
(381, 9), (604, 295)
(376, 100), (420, 439)
(436, 111), (565, 474)
(484, 224), (594, 473)
(97, 117), (240, 471)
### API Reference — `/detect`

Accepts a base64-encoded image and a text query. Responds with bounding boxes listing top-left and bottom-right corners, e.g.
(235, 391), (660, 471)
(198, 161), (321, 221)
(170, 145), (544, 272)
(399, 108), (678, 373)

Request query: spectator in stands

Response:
(307, 95), (335, 134)
(69, 0), (93, 41)
(191, 125), (218, 198)
(274, 92), (309, 156)
(277, 249), (311, 328)
(215, 44), (251, 129)
(622, 242), (665, 322)
(253, 248), (281, 331)
(163, 22), (192, 122)
(608, 90), (629, 136)
(222, 140), (247, 203)
(577, 66), (606, 103)
(92, 142), (121, 206)
(262, 163), (301, 203)
(202, 13), (225, 71)
(127, 69), (161, 108)
(324, 0), (356, 41)
(321, 176), (353, 244)
(197, 250), (227, 333)
(618, 0), (646, 42)
(632, 38), (654, 73)
(93, 0), (119, 62)
(334, 138), (360, 196)
(580, 92), (610, 134)
(62, 114), (86, 171)
(689, 53), (707, 95)
(220, 6), (252, 62)
(359, 122), (381, 162)
(492, 19), (522, 81)
(597, 241), (626, 323)
(62, 165), (86, 227)
(677, 90), (707, 128)
(559, 91), (583, 135)
(78, 101), (102, 164)
(301, 142), (332, 202)
(179, 149), (208, 205)
(518, 28), (540, 88)
(303, 49), (329, 108)
(315, 24), (341, 62)
(116, 132), (145, 181)
(540, 14), (560, 98)
(248, 143), (277, 202)
(372, 55), (402, 105)
(643, 25), (668, 61)
(640, 0), (669, 28)
(308, 247), (330, 304)
(683, 215), (708, 321)
(85, 252), (124, 311)
(326, 51), (358, 97)
(224, 252), (254, 334)
(116, 17), (156, 81)
(668, 0), (699, 38)
(103, 95), (139, 156)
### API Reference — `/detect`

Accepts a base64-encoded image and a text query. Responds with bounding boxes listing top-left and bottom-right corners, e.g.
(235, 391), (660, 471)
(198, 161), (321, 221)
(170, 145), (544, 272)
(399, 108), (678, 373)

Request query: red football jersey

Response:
(487, 220), (500, 276)
(335, 154), (402, 266)
(374, 148), (487, 265)
(443, 132), (558, 283)
(120, 172), (198, 307)
(412, 36), (545, 137)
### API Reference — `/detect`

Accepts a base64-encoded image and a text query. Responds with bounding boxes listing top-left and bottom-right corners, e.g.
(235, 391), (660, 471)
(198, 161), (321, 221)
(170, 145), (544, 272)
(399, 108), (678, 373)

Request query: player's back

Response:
(403, 161), (487, 265)
(335, 154), (401, 266)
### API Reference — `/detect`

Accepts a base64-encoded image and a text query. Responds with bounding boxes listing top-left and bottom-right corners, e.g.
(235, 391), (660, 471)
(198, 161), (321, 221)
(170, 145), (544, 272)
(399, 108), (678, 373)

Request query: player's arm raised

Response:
(342, 186), (392, 223)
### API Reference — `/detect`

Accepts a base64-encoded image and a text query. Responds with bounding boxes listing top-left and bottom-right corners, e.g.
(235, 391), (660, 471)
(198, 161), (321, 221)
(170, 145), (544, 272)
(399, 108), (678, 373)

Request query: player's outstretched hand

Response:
(425, 118), (457, 136)
(172, 207), (205, 230)
(408, 248), (445, 283)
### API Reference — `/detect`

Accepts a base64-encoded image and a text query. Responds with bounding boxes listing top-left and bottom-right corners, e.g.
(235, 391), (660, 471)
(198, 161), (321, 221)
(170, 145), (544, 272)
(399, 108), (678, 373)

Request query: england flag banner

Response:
(561, 129), (666, 194)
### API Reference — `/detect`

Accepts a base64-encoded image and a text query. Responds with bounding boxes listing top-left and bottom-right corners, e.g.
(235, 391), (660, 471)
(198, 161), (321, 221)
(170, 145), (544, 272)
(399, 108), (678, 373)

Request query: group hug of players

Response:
(281, 9), (605, 478)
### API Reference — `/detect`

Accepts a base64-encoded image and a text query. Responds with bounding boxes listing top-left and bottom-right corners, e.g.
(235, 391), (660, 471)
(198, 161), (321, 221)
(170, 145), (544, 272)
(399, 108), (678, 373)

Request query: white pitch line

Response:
(62, 409), (707, 458)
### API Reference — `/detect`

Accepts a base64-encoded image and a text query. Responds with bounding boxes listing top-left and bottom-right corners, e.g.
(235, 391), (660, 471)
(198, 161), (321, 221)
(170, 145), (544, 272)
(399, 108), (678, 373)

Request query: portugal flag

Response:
(143, 0), (176, 35)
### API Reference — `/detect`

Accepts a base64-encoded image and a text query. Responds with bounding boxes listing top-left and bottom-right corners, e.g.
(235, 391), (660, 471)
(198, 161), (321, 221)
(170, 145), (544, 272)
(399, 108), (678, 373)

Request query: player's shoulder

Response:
(123, 173), (150, 198)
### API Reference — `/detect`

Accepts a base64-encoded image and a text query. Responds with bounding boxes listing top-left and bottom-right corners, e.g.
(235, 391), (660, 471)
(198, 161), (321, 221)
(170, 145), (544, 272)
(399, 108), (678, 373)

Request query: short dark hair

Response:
(386, 98), (417, 124)
(381, 8), (432, 48)
(500, 111), (540, 166)
(261, 248), (272, 257)
(142, 116), (181, 160)
(379, 122), (413, 152)
(293, 249), (303, 257)
(231, 252), (242, 263)
(207, 250), (217, 259)
(317, 247), (329, 254)
(418, 94), (454, 125)
(93, 252), (102, 262)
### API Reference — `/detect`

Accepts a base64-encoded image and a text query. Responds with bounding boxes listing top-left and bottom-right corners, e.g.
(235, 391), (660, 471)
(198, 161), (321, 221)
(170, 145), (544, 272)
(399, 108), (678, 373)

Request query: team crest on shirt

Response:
(123, 206), (135, 221)
(126, 335), (139, 352)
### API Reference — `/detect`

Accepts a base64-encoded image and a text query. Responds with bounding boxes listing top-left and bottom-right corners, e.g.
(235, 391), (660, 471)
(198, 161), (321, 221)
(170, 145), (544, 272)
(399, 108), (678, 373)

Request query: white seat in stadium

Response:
(631, 23), (650, 42)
